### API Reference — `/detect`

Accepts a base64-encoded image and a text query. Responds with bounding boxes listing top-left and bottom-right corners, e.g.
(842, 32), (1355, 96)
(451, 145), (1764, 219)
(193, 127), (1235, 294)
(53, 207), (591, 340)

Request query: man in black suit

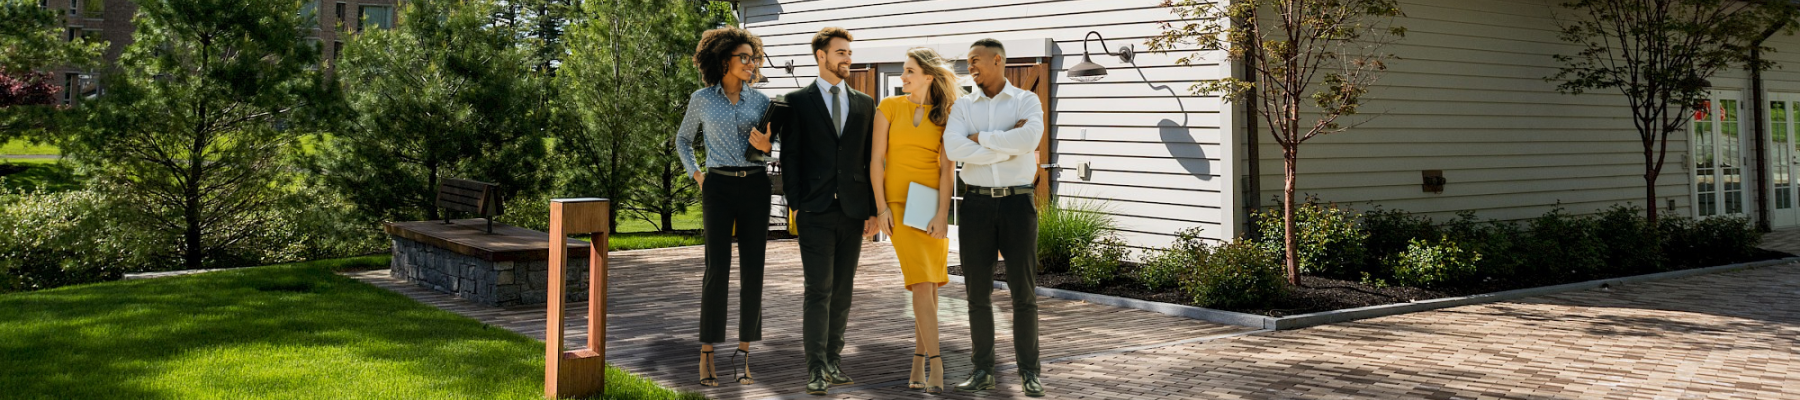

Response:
(770, 26), (878, 396)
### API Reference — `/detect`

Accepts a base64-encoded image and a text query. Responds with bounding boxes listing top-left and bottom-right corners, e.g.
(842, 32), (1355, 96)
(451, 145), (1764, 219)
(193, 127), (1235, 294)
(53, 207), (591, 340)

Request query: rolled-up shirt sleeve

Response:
(976, 92), (1044, 156)
(675, 91), (705, 177)
(942, 98), (1012, 165)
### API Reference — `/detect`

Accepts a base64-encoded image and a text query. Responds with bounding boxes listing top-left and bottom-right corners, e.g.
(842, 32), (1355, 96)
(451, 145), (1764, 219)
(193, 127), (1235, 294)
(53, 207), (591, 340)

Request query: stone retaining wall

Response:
(389, 236), (590, 307)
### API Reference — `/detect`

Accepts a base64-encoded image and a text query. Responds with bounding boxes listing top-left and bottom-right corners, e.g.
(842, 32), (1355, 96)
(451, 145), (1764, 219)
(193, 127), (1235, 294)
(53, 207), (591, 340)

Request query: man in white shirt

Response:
(941, 38), (1047, 397)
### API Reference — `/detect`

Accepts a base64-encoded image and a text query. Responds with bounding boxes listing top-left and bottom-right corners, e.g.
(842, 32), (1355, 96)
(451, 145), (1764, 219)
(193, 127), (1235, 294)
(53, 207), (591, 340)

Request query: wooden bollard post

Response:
(545, 198), (609, 399)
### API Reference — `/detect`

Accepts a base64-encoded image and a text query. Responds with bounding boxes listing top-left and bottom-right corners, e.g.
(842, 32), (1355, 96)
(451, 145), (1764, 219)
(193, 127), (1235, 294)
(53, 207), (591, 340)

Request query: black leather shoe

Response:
(953, 369), (995, 392)
(805, 369), (830, 396)
(825, 363), (854, 385)
(1019, 370), (1045, 397)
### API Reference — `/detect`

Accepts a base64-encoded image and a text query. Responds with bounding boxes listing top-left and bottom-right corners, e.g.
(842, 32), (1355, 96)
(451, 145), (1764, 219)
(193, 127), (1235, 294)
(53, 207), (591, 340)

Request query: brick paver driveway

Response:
(349, 241), (1800, 399)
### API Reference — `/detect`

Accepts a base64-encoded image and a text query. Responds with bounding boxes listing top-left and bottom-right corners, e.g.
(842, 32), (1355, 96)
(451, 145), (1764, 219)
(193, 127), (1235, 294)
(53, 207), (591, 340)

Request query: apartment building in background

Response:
(38, 0), (400, 105)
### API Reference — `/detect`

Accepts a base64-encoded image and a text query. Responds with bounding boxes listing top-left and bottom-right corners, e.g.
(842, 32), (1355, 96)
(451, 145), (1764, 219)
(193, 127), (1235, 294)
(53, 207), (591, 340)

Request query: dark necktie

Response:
(830, 85), (843, 137)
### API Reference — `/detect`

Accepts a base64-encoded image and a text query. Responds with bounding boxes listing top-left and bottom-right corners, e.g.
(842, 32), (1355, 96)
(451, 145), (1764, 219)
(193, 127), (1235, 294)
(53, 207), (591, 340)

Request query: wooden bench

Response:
(437, 178), (503, 234)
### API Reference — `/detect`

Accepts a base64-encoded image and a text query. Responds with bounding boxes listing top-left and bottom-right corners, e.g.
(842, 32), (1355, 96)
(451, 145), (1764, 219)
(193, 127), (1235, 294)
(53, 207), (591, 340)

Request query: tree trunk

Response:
(425, 163), (442, 221)
(661, 161), (675, 232)
(184, 153), (204, 270)
(1644, 144), (1659, 223)
(606, 6), (622, 234)
(1282, 146), (1299, 286)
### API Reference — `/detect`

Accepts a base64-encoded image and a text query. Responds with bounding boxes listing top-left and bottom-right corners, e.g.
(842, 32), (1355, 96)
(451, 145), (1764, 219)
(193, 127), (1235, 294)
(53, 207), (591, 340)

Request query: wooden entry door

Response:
(846, 65), (877, 99)
(1004, 60), (1053, 207)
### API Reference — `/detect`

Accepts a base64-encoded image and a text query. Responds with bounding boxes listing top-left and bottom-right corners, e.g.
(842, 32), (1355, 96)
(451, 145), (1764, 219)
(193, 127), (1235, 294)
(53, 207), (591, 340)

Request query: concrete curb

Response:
(950, 256), (1800, 331)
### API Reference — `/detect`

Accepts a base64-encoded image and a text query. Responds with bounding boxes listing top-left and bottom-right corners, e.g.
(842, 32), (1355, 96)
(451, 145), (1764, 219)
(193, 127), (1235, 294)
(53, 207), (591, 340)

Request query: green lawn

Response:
(615, 210), (704, 233)
(0, 140), (59, 156)
(0, 160), (81, 193)
(608, 232), (705, 251)
(607, 210), (705, 251)
(0, 256), (704, 400)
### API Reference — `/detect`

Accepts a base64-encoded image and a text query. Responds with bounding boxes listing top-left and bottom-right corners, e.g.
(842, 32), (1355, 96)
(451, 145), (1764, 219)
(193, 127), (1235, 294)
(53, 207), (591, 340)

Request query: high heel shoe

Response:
(698, 350), (719, 387)
(731, 348), (755, 385)
(907, 353), (926, 390)
(924, 355), (945, 395)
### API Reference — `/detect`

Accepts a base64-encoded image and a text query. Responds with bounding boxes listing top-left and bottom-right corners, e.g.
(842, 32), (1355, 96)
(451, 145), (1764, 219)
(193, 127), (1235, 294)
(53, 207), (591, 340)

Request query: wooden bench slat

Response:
(440, 186), (488, 199)
(435, 177), (502, 218)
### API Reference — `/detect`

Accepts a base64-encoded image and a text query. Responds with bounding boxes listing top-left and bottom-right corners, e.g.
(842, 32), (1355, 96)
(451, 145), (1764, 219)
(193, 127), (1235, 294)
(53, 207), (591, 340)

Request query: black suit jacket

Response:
(772, 83), (877, 219)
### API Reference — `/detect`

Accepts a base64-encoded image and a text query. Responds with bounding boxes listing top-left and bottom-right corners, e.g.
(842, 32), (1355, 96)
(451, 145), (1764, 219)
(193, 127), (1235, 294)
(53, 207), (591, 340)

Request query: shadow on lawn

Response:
(0, 257), (687, 399)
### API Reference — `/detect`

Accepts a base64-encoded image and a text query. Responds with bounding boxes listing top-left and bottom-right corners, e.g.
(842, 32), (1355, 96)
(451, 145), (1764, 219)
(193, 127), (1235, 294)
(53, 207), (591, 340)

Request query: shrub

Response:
(1137, 227), (1209, 291)
(1254, 197), (1368, 279)
(1593, 205), (1661, 274)
(1659, 214), (1759, 269)
(263, 183), (388, 262)
(1518, 207), (1603, 280)
(1182, 239), (1285, 309)
(0, 188), (165, 292)
(1360, 206), (1438, 274)
(1070, 236), (1130, 286)
(1388, 236), (1482, 288)
(1441, 211), (1522, 278)
(1037, 197), (1117, 273)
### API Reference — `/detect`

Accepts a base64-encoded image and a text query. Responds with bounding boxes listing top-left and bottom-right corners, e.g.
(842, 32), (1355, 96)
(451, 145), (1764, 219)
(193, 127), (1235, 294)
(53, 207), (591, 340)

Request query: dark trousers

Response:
(698, 170), (770, 344)
(798, 201), (863, 373)
(958, 192), (1041, 375)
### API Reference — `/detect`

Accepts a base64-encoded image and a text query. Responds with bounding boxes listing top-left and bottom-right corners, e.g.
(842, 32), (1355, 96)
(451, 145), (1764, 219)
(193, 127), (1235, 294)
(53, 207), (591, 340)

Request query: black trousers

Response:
(957, 192), (1041, 375)
(697, 169), (770, 344)
(798, 201), (863, 373)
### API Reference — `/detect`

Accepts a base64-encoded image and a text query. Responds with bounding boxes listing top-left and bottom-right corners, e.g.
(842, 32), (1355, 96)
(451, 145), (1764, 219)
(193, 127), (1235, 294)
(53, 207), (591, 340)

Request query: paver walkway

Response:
(347, 240), (1256, 399)
(349, 240), (1800, 399)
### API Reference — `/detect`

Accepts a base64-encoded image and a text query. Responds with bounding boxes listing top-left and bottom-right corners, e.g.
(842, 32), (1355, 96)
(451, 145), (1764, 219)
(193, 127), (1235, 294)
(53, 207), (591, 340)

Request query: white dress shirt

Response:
(814, 77), (850, 134)
(943, 81), (1045, 187)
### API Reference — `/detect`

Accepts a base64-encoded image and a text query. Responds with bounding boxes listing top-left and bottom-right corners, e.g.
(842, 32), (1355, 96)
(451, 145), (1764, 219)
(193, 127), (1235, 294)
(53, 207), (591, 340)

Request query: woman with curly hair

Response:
(674, 25), (772, 387)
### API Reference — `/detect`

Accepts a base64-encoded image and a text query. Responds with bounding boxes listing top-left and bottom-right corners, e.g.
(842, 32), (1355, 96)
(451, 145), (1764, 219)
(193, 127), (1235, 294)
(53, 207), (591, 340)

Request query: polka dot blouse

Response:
(675, 82), (772, 177)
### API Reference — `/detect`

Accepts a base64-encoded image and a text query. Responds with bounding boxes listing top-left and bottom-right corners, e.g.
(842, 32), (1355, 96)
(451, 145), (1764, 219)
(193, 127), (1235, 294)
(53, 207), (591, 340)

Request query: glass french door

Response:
(1693, 91), (1747, 218)
(1769, 94), (1800, 227)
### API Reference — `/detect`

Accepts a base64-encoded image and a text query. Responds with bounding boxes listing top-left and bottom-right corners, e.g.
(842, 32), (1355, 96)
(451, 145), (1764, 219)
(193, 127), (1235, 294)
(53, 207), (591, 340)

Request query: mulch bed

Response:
(950, 248), (1792, 317)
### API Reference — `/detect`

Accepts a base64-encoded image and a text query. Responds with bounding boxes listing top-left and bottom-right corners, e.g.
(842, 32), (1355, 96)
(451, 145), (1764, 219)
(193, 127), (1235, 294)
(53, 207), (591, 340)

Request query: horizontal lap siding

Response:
(743, 0), (1236, 249)
(1253, 0), (1691, 223)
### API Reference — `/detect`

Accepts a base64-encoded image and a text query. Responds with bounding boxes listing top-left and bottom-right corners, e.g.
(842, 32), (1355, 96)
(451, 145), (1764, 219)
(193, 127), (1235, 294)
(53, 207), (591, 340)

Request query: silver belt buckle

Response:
(988, 187), (1006, 198)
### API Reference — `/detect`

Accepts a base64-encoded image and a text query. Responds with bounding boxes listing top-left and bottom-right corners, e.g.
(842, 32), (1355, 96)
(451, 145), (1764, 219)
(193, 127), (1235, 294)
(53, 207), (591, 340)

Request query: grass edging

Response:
(949, 256), (1800, 331)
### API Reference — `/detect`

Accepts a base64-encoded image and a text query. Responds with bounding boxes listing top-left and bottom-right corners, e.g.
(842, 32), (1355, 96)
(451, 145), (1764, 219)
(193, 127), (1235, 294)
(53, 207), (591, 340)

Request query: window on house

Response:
(67, 28), (79, 42)
(300, 0), (320, 28)
(68, 0), (76, 15)
(335, 2), (347, 30)
(333, 41), (343, 60)
(81, 0), (102, 18)
(358, 5), (393, 32)
(64, 73), (78, 105)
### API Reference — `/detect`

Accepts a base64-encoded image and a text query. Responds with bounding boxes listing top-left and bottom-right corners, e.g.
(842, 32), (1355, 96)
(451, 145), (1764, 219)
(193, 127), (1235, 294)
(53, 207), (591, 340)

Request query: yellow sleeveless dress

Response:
(878, 96), (950, 290)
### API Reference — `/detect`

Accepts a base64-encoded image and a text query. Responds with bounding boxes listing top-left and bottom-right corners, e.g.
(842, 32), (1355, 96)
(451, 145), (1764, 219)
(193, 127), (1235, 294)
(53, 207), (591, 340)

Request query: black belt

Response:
(965, 184), (1034, 198)
(708, 167), (765, 177)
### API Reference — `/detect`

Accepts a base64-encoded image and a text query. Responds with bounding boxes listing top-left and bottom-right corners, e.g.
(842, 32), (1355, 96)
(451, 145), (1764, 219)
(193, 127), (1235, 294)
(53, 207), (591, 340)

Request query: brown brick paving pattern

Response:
(348, 240), (1800, 399)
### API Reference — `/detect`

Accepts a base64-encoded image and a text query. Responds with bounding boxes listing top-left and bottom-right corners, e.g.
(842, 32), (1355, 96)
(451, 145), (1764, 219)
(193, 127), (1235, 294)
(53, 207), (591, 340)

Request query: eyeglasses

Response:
(732, 54), (765, 65)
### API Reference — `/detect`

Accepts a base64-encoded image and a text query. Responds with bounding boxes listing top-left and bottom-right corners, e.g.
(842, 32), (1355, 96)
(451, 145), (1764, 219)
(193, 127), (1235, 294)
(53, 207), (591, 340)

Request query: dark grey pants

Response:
(957, 192), (1041, 375)
(697, 170), (769, 344)
(798, 202), (863, 373)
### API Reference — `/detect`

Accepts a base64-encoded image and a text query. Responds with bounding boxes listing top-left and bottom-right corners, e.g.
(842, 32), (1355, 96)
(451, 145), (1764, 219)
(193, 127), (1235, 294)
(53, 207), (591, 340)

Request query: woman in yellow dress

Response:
(870, 47), (960, 394)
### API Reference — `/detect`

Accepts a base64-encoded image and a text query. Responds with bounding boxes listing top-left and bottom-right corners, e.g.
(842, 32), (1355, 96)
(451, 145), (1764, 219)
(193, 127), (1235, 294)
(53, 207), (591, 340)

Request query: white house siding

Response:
(741, 0), (1239, 249)
(1248, 0), (1703, 231)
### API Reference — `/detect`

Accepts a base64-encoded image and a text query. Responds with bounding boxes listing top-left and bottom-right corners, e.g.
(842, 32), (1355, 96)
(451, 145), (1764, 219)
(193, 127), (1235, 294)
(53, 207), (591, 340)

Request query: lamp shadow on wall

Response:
(1132, 62), (1211, 180)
